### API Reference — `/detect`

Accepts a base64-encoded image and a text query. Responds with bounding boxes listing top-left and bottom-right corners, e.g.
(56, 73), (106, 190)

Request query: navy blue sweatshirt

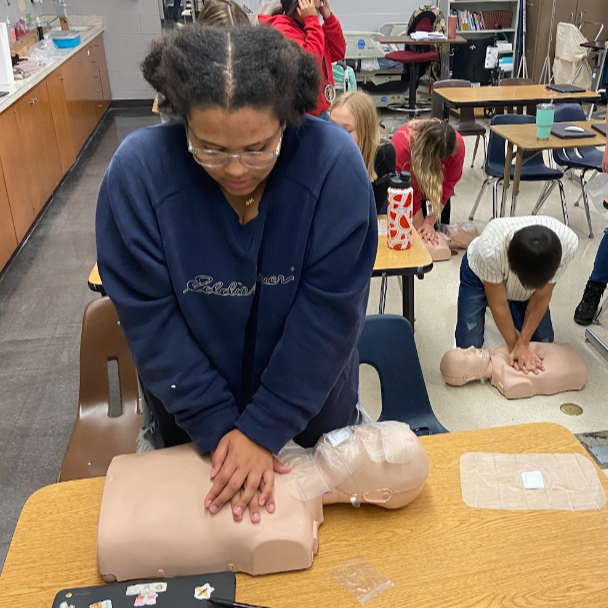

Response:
(96, 117), (377, 455)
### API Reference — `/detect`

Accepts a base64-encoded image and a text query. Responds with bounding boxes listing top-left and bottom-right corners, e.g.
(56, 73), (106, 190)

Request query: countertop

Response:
(0, 15), (105, 114)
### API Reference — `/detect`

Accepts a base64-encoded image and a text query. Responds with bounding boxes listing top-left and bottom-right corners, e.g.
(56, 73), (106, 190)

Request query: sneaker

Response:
(574, 280), (606, 325)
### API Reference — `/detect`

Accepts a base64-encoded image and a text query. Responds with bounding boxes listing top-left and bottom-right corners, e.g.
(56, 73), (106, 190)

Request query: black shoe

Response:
(574, 280), (606, 325)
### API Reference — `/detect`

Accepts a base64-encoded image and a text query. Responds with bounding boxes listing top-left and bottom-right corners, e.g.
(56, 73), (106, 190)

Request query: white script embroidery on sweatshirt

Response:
(183, 272), (295, 296)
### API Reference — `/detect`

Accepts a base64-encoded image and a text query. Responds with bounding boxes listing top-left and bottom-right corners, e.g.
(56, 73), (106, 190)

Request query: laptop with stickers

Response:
(51, 572), (236, 608)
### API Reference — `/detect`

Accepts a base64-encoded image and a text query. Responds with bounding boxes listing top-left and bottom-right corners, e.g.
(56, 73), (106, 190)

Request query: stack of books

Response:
(455, 10), (486, 31)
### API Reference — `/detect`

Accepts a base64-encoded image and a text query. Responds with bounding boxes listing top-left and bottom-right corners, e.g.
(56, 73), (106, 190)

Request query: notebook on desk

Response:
(51, 572), (236, 608)
(545, 83), (586, 94)
(592, 122), (607, 136)
(550, 123), (596, 139)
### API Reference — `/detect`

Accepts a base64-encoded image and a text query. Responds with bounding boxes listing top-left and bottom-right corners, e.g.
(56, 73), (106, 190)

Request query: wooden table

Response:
(489, 120), (606, 203)
(373, 218), (433, 326)
(434, 84), (600, 116)
(88, 263), (105, 295)
(1, 422), (607, 608)
(89, 226), (434, 328)
(377, 35), (468, 80)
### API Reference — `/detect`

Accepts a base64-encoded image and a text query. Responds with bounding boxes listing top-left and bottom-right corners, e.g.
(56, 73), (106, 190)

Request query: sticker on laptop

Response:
(194, 583), (215, 600)
(59, 602), (75, 608)
(127, 583), (167, 596)
(134, 593), (158, 607)
(90, 601), (113, 608)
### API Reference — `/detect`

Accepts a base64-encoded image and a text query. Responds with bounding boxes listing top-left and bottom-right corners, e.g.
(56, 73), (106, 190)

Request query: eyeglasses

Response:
(186, 127), (283, 169)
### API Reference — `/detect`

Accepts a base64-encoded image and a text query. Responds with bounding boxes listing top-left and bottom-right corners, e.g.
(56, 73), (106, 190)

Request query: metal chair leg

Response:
(500, 183), (508, 217)
(469, 177), (491, 220)
(471, 135), (480, 169)
(579, 170), (595, 238)
(379, 273), (388, 314)
(531, 181), (557, 215)
(492, 178), (502, 219)
(556, 179), (569, 226)
(482, 134), (488, 168)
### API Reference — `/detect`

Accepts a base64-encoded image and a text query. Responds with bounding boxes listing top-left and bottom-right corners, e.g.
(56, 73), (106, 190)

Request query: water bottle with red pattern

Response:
(387, 171), (413, 250)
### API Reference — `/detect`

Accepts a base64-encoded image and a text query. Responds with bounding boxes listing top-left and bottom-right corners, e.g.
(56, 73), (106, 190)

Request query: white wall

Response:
(2, 0), (50, 28)
(68, 0), (161, 100)
(321, 0), (443, 31)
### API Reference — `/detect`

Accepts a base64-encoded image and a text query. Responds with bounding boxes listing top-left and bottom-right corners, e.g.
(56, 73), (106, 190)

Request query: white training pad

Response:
(460, 452), (607, 511)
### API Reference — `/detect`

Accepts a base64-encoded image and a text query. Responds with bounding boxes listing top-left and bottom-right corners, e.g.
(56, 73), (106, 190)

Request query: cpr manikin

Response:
(424, 222), (479, 262)
(98, 421), (428, 581)
(440, 343), (587, 399)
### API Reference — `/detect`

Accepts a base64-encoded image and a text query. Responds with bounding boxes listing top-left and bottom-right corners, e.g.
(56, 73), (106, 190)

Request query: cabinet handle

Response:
(98, 103), (103, 108)
(93, 74), (99, 78)
(59, 75), (64, 80)
(28, 98), (38, 105)
(77, 58), (83, 63)
(96, 89), (101, 93)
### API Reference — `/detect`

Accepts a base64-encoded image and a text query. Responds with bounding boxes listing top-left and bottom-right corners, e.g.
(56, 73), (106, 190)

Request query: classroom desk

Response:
(88, 263), (104, 295)
(434, 83), (600, 116)
(89, 226), (434, 327)
(489, 120), (606, 203)
(373, 218), (433, 326)
(1, 422), (607, 608)
(377, 35), (468, 80)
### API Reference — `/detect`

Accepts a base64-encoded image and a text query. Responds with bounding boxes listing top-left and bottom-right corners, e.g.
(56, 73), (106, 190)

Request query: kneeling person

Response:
(455, 216), (578, 373)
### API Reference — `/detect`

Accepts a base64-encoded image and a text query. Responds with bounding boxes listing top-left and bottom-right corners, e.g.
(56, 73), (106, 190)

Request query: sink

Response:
(50, 25), (93, 32)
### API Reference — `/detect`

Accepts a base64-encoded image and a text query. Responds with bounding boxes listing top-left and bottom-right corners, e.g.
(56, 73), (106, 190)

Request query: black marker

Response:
(208, 597), (275, 608)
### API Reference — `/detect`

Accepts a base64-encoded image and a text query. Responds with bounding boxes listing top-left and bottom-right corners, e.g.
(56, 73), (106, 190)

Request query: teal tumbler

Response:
(536, 103), (555, 140)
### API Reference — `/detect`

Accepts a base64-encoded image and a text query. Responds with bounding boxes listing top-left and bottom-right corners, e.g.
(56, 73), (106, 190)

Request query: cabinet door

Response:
(63, 47), (89, 154)
(0, 108), (36, 242)
(14, 80), (63, 214)
(575, 0), (608, 38)
(96, 36), (112, 106)
(47, 67), (77, 175)
(0, 156), (18, 271)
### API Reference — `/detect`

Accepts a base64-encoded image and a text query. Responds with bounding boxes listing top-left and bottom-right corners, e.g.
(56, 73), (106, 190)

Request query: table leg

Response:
(440, 45), (450, 80)
(379, 273), (387, 314)
(402, 275), (414, 328)
(501, 142), (514, 217)
(512, 148), (524, 198)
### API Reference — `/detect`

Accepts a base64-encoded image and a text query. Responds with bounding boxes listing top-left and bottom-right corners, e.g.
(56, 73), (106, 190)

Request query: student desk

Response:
(0, 423), (607, 608)
(89, 227), (434, 328)
(489, 120), (606, 203)
(88, 263), (104, 295)
(377, 35), (468, 80)
(434, 84), (600, 116)
(373, 220), (433, 327)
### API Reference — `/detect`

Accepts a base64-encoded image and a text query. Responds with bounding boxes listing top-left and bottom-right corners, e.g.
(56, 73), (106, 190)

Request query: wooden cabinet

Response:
(0, 32), (111, 272)
(525, 0), (608, 83)
(47, 67), (76, 175)
(13, 80), (63, 216)
(0, 109), (36, 242)
(0, 157), (18, 270)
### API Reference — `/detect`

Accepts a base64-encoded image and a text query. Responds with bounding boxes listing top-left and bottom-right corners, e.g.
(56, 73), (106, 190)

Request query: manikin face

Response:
(440, 346), (491, 386)
(330, 105), (360, 146)
(187, 106), (283, 197)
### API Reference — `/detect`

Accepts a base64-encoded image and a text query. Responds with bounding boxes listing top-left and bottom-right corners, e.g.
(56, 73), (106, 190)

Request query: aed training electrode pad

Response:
(460, 452), (607, 511)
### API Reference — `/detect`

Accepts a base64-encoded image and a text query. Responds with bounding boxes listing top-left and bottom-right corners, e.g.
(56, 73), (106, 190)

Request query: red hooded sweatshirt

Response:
(259, 13), (346, 116)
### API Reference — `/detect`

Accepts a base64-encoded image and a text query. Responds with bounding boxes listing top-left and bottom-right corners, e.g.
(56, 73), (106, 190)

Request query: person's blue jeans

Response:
(590, 227), (608, 285)
(455, 253), (554, 348)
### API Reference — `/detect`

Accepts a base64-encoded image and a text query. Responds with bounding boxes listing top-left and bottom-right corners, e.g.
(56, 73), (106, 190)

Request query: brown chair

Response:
(432, 79), (487, 169)
(498, 77), (534, 114)
(60, 296), (142, 481)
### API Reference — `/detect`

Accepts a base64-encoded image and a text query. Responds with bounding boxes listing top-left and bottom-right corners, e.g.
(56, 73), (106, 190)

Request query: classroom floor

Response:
(0, 107), (607, 573)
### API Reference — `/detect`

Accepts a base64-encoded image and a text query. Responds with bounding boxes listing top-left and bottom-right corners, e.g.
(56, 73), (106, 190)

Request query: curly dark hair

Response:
(141, 25), (320, 125)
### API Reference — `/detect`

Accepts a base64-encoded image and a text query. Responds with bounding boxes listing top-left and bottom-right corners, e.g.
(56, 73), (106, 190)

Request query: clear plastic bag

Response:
(586, 172), (608, 217)
(27, 38), (62, 66)
(332, 557), (393, 604)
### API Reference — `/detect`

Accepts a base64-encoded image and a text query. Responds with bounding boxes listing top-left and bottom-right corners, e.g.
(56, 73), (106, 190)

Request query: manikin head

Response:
(279, 421), (429, 509)
(440, 346), (492, 386)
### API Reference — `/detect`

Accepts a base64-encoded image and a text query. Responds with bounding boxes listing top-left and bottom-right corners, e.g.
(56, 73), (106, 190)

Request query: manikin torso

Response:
(439, 343), (587, 399)
(98, 422), (429, 582)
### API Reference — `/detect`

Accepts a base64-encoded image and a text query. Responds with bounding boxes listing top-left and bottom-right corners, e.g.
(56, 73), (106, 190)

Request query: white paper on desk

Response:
(410, 31), (446, 40)
(0, 23), (14, 86)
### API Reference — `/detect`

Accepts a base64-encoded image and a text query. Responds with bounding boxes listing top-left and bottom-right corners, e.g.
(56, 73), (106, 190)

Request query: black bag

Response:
(451, 36), (494, 85)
